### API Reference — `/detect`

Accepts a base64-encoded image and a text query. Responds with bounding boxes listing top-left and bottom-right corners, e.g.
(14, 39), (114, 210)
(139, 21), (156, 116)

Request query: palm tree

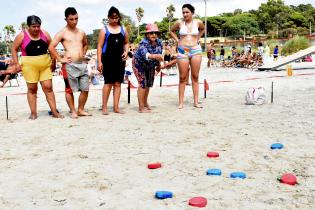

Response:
(135, 7), (144, 37)
(3, 25), (15, 54)
(19, 22), (28, 31)
(166, 4), (175, 33)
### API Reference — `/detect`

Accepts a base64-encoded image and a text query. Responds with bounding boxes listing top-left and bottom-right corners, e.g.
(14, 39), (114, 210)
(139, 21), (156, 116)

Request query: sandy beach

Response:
(0, 58), (315, 209)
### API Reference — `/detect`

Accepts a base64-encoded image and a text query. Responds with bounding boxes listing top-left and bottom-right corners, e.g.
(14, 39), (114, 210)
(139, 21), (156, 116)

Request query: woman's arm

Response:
(96, 28), (105, 73)
(170, 20), (180, 43)
(11, 32), (24, 73)
(43, 30), (56, 71)
(197, 19), (205, 40)
(122, 26), (129, 61)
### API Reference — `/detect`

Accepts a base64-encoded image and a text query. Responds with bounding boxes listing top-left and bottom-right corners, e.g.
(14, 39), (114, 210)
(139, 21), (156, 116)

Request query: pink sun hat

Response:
(145, 23), (160, 33)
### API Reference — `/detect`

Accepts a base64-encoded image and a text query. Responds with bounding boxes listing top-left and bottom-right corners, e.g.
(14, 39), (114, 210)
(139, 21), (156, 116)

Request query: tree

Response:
(256, 0), (291, 35)
(87, 29), (100, 49)
(0, 42), (6, 54)
(234, 9), (242, 15)
(19, 22), (28, 31)
(166, 4), (175, 33)
(224, 13), (260, 37)
(120, 13), (137, 43)
(135, 7), (144, 37)
(3, 25), (15, 54)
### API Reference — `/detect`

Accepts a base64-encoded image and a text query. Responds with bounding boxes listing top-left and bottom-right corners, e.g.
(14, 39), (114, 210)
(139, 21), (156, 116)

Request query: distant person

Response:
(207, 41), (214, 67)
(49, 7), (91, 119)
(132, 23), (163, 113)
(163, 43), (171, 65)
(263, 44), (271, 64)
(11, 15), (63, 119)
(220, 45), (225, 61)
(273, 45), (279, 60)
(231, 46), (237, 58)
(170, 3), (205, 109)
(124, 51), (133, 83)
(0, 59), (13, 88)
(257, 42), (264, 56)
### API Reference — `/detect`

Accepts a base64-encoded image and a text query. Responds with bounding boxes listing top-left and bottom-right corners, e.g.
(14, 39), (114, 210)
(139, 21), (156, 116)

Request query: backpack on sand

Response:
(245, 87), (266, 105)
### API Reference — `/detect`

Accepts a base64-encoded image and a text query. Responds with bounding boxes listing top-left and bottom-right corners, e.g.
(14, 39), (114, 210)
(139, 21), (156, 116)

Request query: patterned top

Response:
(134, 38), (163, 71)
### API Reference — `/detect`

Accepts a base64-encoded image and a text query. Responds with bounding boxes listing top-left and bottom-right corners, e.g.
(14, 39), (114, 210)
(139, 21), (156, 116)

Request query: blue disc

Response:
(155, 191), (173, 199)
(271, 143), (284, 150)
(206, 169), (222, 176)
(230, 172), (246, 179)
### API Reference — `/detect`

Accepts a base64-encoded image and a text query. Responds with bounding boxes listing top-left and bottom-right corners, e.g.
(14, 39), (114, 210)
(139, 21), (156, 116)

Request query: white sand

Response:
(0, 59), (315, 209)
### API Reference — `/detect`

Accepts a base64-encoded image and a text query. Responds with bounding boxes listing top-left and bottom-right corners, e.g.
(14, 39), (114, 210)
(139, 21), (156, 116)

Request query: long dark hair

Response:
(108, 6), (121, 25)
(182, 4), (195, 14)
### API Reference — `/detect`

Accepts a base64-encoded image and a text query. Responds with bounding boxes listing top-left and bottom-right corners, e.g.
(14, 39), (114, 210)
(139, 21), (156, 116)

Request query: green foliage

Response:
(0, 42), (6, 54)
(224, 13), (259, 36)
(87, 29), (100, 49)
(134, 35), (144, 45)
(3, 25), (16, 42)
(281, 36), (309, 55)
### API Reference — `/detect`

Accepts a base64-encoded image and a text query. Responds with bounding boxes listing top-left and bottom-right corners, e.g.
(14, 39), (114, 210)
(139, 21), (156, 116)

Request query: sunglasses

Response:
(147, 32), (158, 35)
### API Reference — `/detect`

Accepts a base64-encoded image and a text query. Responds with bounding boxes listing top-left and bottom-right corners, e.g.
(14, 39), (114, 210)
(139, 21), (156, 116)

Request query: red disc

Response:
(280, 173), (297, 185)
(188, 196), (207, 208)
(148, 162), (162, 169)
(207, 152), (219, 158)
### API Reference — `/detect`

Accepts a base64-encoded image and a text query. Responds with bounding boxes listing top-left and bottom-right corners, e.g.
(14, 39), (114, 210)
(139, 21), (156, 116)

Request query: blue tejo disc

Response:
(230, 172), (246, 179)
(206, 169), (222, 176)
(271, 143), (284, 149)
(155, 191), (173, 199)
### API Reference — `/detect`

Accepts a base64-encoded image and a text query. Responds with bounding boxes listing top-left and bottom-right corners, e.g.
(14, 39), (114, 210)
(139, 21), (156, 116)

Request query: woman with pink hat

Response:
(132, 23), (163, 113)
(170, 4), (205, 109)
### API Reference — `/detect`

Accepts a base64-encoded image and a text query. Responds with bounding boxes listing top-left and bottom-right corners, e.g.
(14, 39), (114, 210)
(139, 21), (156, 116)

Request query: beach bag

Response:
(245, 87), (266, 105)
(91, 75), (100, 85)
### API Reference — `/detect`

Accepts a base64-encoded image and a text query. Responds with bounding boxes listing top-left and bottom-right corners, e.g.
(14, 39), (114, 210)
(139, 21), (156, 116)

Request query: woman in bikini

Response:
(170, 4), (205, 109)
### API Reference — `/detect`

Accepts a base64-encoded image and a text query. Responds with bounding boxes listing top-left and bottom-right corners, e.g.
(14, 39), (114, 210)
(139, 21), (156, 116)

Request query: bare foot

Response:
(52, 113), (64, 118)
(144, 104), (152, 110)
(29, 114), (37, 120)
(193, 103), (203, 108)
(70, 111), (78, 119)
(178, 103), (184, 109)
(114, 109), (125, 114)
(102, 110), (109, 115)
(139, 108), (151, 113)
(78, 110), (92, 116)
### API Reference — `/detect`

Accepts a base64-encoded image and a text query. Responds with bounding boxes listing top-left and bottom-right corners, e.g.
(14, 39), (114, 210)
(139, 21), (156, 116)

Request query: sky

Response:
(0, 0), (313, 39)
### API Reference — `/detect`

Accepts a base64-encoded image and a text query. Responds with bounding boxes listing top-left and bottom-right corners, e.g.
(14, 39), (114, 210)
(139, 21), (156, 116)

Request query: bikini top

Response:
(179, 20), (199, 36)
(21, 30), (48, 56)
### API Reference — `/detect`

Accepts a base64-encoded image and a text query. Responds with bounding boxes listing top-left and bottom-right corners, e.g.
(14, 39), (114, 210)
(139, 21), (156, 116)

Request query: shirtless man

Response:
(49, 7), (91, 118)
